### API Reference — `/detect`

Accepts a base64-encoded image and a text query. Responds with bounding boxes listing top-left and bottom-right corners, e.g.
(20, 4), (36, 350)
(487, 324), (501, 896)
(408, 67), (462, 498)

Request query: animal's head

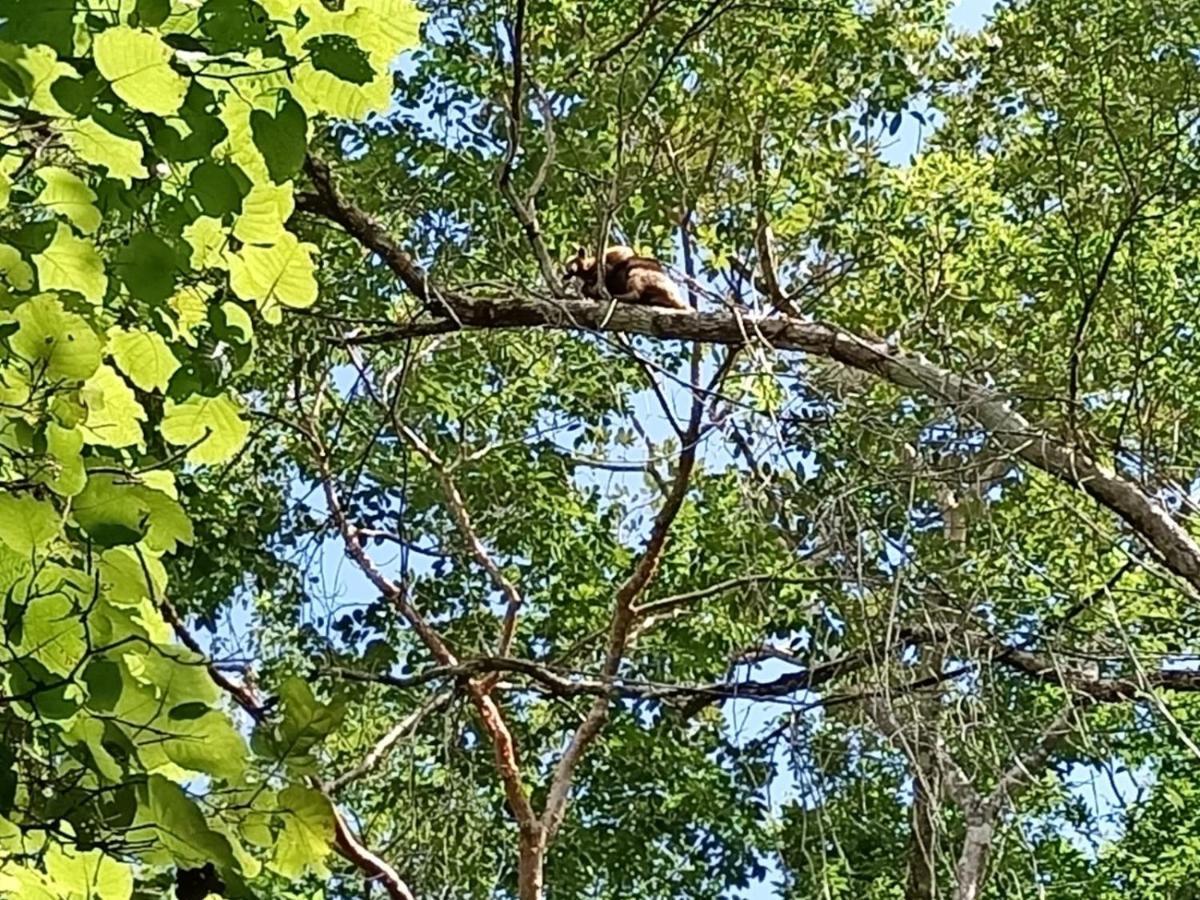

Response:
(563, 247), (594, 280)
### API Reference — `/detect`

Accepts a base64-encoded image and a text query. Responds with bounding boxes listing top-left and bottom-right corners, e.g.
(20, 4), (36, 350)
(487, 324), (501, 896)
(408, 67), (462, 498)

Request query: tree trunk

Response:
(906, 772), (938, 900)
(952, 819), (994, 900)
(517, 828), (546, 900)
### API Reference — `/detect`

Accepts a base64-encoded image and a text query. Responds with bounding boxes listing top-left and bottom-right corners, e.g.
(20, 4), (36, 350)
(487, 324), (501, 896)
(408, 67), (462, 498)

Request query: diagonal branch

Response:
(390, 419), (528, 657)
(986, 702), (1084, 812)
(539, 355), (718, 841)
(300, 403), (541, 842)
(327, 690), (455, 795)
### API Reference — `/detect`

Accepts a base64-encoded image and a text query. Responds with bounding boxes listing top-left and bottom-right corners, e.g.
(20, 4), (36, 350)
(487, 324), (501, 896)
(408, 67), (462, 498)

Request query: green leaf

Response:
(253, 677), (345, 771)
(17, 591), (86, 676)
(305, 34), (374, 85)
(169, 701), (209, 720)
(0, 244), (34, 290)
(94, 26), (189, 115)
(228, 232), (318, 320)
(0, 494), (59, 553)
(149, 83), (227, 162)
(0, 4), (76, 53)
(199, 0), (273, 53)
(97, 545), (167, 606)
(270, 786), (335, 879)
(232, 181), (294, 243)
(107, 327), (180, 392)
(10, 295), (102, 380)
(115, 232), (180, 303)
(34, 166), (101, 234)
(219, 301), (254, 342)
(133, 0), (171, 27)
(161, 393), (249, 465)
(33, 224), (108, 304)
(182, 216), (228, 270)
(80, 364), (146, 448)
(41, 423), (86, 496)
(44, 843), (134, 900)
(142, 775), (236, 871)
(0, 42), (77, 116)
(188, 159), (245, 216)
(73, 474), (193, 552)
(250, 92), (307, 184)
(64, 117), (148, 184)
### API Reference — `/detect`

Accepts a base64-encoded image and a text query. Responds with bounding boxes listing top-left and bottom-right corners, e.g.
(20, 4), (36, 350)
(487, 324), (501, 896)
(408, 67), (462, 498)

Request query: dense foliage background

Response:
(3, 0), (1200, 898)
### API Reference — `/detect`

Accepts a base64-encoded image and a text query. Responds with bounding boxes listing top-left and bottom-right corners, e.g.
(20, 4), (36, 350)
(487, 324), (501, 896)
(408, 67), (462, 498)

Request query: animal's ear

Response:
(574, 246), (586, 259)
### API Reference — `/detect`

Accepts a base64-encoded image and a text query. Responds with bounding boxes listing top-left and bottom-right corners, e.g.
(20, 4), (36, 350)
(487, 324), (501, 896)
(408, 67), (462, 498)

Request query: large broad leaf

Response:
(72, 473), (193, 551)
(232, 181), (294, 243)
(250, 93), (307, 184)
(79, 365), (146, 448)
(34, 166), (100, 234)
(33, 224), (107, 304)
(93, 26), (188, 115)
(228, 231), (318, 321)
(10, 295), (102, 381)
(41, 423), (86, 496)
(142, 775), (237, 872)
(0, 244), (34, 290)
(65, 118), (148, 184)
(16, 591), (87, 676)
(252, 677), (345, 772)
(0, 41), (77, 114)
(161, 393), (249, 465)
(0, 494), (59, 552)
(44, 841), (134, 900)
(270, 786), (335, 879)
(115, 232), (179, 302)
(97, 546), (166, 607)
(113, 651), (249, 780)
(182, 216), (227, 270)
(107, 327), (180, 392)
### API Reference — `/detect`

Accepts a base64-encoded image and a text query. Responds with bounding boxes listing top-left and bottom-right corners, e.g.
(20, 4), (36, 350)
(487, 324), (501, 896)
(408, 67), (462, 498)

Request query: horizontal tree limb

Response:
(300, 154), (1200, 600)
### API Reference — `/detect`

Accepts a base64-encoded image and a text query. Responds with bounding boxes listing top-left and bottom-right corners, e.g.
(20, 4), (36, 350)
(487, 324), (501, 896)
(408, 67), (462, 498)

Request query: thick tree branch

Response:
(298, 156), (1200, 597)
(335, 297), (1200, 596)
(540, 362), (710, 842)
(301, 406), (541, 848)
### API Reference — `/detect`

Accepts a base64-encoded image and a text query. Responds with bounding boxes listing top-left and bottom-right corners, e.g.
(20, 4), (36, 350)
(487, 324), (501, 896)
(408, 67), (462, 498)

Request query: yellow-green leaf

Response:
(11, 295), (102, 381)
(17, 591), (86, 675)
(220, 301), (254, 342)
(80, 364), (146, 448)
(0, 244), (35, 290)
(232, 181), (294, 243)
(107, 327), (180, 392)
(44, 843), (134, 900)
(228, 232), (318, 321)
(33, 224), (108, 304)
(34, 166), (101, 234)
(65, 119), (148, 185)
(94, 26), (189, 115)
(182, 216), (228, 270)
(161, 393), (249, 465)
(270, 786), (334, 879)
(0, 494), (59, 553)
(41, 423), (86, 496)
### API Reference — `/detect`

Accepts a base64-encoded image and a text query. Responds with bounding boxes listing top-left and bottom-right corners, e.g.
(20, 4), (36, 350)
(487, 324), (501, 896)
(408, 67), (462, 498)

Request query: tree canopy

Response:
(3, 0), (1200, 898)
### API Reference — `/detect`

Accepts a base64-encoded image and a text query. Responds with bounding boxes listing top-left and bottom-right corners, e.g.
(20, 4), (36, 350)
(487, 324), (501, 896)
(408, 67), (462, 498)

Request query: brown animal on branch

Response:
(563, 246), (688, 310)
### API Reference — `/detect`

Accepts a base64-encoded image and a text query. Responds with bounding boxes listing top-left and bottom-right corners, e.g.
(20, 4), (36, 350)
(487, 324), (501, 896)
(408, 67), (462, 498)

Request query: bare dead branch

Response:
(327, 691), (455, 794)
